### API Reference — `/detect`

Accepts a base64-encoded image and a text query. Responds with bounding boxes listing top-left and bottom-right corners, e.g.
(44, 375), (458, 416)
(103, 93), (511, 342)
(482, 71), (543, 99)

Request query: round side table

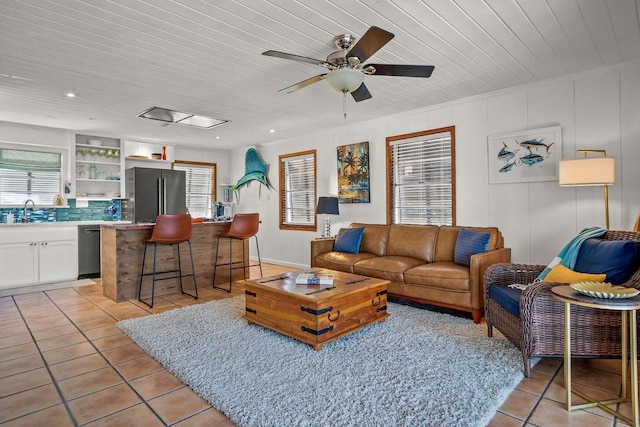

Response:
(551, 285), (640, 427)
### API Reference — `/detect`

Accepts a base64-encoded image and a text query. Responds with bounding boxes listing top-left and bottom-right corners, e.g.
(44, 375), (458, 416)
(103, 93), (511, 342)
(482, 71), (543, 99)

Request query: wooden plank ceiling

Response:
(0, 0), (638, 149)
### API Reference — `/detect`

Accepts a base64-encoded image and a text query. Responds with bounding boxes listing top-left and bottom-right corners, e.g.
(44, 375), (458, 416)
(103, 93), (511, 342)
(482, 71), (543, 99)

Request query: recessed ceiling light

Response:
(66, 92), (76, 98)
(215, 136), (220, 139)
(269, 129), (275, 133)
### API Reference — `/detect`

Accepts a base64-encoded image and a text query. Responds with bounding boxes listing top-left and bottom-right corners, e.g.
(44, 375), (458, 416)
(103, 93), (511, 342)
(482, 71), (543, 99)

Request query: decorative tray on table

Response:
(569, 281), (639, 299)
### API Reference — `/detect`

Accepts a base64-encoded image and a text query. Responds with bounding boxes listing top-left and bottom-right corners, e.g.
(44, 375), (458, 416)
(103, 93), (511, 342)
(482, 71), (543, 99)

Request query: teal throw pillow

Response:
(574, 238), (640, 285)
(454, 228), (491, 267)
(333, 227), (365, 254)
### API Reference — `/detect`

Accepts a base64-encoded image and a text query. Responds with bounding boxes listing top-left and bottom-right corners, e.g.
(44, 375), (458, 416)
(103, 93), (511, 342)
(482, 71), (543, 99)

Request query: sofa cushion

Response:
(403, 262), (470, 291)
(545, 264), (606, 283)
(454, 228), (491, 267)
(350, 223), (389, 256)
(314, 252), (377, 274)
(333, 227), (364, 253)
(386, 225), (439, 263)
(353, 256), (425, 282)
(488, 285), (522, 318)
(574, 238), (640, 285)
(435, 226), (501, 262)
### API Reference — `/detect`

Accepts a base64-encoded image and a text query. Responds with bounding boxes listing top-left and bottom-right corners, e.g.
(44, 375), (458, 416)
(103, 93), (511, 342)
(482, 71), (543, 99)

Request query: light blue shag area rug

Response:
(117, 297), (524, 427)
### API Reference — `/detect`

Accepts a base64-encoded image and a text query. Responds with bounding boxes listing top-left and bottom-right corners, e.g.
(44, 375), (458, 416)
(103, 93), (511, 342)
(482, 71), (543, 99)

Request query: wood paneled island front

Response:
(101, 222), (248, 302)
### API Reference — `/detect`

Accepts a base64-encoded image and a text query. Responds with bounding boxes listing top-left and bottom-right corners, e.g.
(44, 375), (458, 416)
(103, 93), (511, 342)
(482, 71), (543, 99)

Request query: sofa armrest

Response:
(310, 238), (336, 267)
(468, 248), (512, 310)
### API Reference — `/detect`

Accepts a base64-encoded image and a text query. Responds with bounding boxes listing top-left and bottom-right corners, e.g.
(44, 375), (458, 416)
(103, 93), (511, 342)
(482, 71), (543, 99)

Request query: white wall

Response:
(0, 121), (75, 187)
(231, 59), (640, 267)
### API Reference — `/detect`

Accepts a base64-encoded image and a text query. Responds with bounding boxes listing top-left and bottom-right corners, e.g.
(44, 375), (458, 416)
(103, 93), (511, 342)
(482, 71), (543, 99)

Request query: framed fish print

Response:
(487, 125), (562, 184)
(337, 141), (370, 203)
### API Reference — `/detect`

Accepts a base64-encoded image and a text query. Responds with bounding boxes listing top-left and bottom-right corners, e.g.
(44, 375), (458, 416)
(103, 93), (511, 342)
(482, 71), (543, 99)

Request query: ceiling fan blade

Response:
(347, 26), (394, 63)
(278, 74), (327, 93)
(351, 83), (372, 102)
(367, 64), (435, 78)
(262, 50), (326, 66)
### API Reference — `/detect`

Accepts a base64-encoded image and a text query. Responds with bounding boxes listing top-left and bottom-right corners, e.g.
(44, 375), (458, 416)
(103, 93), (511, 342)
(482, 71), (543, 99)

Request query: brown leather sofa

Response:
(311, 223), (511, 323)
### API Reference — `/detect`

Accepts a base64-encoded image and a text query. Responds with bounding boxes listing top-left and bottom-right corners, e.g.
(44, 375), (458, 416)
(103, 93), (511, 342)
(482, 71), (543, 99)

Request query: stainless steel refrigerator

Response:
(122, 167), (186, 223)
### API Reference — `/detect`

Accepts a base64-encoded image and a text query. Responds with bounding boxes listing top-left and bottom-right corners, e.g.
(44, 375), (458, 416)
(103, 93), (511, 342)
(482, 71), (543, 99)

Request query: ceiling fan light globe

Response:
(326, 68), (364, 93)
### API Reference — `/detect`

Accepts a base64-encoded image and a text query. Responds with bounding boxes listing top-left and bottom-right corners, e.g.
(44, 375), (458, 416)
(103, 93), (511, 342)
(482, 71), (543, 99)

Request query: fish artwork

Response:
(518, 138), (554, 154)
(231, 147), (276, 201)
(520, 152), (544, 166)
(497, 142), (518, 162)
(499, 161), (516, 173)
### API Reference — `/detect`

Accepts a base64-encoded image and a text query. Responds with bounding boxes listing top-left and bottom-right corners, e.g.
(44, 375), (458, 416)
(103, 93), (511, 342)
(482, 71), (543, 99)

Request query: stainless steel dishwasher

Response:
(78, 225), (101, 278)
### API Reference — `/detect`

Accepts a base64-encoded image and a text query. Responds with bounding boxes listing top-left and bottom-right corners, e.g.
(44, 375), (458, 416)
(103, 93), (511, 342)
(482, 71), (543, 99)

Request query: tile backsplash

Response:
(1, 199), (121, 223)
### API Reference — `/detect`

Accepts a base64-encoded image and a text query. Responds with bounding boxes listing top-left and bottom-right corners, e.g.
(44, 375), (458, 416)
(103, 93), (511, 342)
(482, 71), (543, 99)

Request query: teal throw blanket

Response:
(535, 226), (606, 282)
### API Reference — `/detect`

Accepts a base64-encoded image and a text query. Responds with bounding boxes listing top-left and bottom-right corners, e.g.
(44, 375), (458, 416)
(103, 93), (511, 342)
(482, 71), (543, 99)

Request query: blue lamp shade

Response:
(316, 197), (339, 215)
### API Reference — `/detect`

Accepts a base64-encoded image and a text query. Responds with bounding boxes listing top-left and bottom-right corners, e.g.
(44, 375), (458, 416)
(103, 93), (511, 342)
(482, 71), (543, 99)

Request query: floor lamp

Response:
(559, 149), (615, 229)
(316, 196), (339, 238)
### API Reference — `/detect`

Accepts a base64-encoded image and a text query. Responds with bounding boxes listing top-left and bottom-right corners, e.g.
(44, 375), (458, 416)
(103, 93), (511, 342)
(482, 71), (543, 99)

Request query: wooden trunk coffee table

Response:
(244, 269), (390, 350)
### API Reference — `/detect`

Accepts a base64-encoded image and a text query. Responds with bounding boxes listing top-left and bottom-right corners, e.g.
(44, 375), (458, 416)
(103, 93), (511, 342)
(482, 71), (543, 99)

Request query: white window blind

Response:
(173, 162), (216, 218)
(0, 148), (62, 205)
(389, 130), (454, 225)
(280, 151), (316, 228)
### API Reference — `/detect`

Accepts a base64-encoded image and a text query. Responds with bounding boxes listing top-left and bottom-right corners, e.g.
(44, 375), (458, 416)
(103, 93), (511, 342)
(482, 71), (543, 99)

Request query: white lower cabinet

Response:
(0, 226), (78, 289)
(0, 241), (39, 286)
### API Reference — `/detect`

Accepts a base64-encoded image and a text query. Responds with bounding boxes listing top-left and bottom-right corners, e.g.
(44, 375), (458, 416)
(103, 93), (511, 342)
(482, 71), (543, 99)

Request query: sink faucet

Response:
(22, 199), (36, 223)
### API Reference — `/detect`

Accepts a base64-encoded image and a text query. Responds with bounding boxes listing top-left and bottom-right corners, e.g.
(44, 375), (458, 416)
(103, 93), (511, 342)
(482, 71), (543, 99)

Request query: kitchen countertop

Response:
(0, 220), (132, 227)
(101, 221), (230, 230)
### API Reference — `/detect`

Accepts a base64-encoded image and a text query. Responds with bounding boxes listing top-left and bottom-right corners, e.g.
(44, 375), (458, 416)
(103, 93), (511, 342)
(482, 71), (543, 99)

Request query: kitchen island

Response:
(101, 221), (248, 302)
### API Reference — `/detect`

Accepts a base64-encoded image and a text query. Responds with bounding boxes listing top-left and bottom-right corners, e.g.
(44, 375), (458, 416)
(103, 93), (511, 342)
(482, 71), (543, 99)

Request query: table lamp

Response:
(316, 196), (339, 238)
(559, 149), (615, 229)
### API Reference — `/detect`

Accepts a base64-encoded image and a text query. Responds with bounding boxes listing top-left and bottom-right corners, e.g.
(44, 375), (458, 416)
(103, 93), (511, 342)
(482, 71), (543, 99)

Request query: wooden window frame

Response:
(172, 160), (217, 217)
(386, 126), (456, 226)
(279, 150), (317, 231)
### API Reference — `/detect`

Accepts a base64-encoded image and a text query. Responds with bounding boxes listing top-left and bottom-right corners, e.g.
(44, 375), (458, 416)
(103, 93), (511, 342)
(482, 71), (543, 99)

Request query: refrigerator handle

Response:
(157, 178), (162, 215)
(162, 178), (167, 214)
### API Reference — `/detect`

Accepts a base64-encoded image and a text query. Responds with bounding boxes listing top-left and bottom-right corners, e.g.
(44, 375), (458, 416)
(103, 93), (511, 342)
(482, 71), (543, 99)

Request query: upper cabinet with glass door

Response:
(74, 135), (124, 199)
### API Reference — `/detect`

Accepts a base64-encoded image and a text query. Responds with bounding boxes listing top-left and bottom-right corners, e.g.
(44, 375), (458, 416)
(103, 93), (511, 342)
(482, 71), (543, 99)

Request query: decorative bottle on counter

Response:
(162, 146), (167, 160)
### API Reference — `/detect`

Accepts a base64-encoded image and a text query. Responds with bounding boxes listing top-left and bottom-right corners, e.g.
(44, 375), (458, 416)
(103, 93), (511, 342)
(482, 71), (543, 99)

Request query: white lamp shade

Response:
(325, 68), (365, 93)
(558, 157), (615, 186)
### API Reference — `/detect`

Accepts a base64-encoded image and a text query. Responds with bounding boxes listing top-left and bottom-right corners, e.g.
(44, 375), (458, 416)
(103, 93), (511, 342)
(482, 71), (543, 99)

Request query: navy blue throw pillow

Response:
(333, 227), (365, 254)
(574, 238), (640, 285)
(454, 228), (491, 267)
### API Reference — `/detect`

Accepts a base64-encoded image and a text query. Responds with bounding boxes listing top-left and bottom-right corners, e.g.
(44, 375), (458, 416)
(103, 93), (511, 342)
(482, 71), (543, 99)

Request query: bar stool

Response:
(138, 214), (198, 308)
(213, 213), (263, 292)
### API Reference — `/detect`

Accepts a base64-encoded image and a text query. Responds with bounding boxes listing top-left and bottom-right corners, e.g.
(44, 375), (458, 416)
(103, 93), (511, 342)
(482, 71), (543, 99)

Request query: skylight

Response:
(137, 107), (228, 129)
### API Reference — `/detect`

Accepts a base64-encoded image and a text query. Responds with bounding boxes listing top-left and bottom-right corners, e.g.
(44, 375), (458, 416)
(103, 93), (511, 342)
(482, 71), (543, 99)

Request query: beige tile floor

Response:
(0, 263), (635, 426)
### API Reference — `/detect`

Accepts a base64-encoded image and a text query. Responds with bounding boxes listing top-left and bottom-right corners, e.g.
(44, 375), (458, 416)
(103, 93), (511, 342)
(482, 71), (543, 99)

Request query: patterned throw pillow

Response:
(454, 228), (491, 267)
(333, 227), (365, 254)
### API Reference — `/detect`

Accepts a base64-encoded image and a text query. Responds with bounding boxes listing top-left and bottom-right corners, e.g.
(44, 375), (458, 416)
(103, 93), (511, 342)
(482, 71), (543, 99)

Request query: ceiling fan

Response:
(263, 26), (435, 117)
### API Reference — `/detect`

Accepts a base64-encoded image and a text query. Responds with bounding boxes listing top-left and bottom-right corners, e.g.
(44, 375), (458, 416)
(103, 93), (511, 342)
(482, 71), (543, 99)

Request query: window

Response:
(0, 147), (62, 205)
(172, 161), (216, 218)
(387, 126), (456, 225)
(279, 150), (316, 230)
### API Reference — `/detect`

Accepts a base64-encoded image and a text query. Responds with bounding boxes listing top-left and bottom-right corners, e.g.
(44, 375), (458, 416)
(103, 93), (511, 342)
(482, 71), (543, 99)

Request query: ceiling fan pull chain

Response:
(343, 91), (347, 119)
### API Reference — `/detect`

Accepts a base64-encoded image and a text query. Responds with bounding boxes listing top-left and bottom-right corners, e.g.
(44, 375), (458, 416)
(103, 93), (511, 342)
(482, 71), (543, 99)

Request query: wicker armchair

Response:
(484, 230), (640, 378)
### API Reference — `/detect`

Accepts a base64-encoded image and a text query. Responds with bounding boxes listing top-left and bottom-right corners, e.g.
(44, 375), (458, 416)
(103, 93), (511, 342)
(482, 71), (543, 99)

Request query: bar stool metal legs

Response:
(213, 235), (263, 292)
(139, 240), (198, 308)
(212, 213), (263, 293)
